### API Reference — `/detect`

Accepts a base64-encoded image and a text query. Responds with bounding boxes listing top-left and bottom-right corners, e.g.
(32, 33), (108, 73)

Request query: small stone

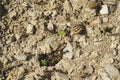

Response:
(24, 74), (34, 80)
(117, 44), (120, 50)
(18, 67), (25, 76)
(28, 11), (36, 17)
(26, 24), (34, 34)
(108, 58), (114, 63)
(30, 20), (37, 25)
(104, 63), (120, 79)
(15, 34), (21, 40)
(102, 17), (109, 23)
(87, 66), (94, 74)
(100, 5), (109, 15)
(89, 51), (99, 58)
(0, 56), (8, 64)
(46, 37), (58, 51)
(63, 0), (72, 13)
(99, 69), (111, 80)
(111, 36), (116, 41)
(89, 20), (99, 27)
(115, 26), (120, 33)
(112, 49), (117, 56)
(47, 20), (54, 31)
(110, 41), (117, 49)
(63, 42), (73, 59)
(85, 77), (90, 80)
(51, 10), (57, 18)
(78, 36), (86, 42)
(73, 35), (80, 42)
(75, 49), (82, 57)
(55, 59), (73, 72)
(9, 10), (17, 19)
(54, 72), (69, 80)
(14, 54), (27, 61)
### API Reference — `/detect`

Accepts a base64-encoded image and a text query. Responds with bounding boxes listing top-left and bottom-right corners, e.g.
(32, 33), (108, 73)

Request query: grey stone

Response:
(14, 54), (27, 61)
(104, 63), (120, 80)
(63, 42), (73, 59)
(99, 69), (111, 80)
(26, 24), (34, 34)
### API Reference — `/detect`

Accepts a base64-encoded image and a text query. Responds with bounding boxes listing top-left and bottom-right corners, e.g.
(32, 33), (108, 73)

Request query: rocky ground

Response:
(0, 0), (120, 80)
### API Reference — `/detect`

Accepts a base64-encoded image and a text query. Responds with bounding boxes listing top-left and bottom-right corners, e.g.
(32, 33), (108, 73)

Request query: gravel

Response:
(0, 0), (120, 80)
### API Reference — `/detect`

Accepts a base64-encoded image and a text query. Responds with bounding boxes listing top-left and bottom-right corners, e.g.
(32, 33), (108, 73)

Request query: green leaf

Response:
(57, 30), (65, 35)
(41, 59), (47, 66)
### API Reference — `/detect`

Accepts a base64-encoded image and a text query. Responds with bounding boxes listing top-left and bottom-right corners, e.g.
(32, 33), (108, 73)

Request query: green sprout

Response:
(57, 30), (65, 35)
(41, 59), (47, 66)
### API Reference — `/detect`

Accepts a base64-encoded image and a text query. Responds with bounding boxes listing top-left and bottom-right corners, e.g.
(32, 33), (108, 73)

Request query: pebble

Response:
(89, 20), (99, 27)
(47, 20), (54, 31)
(112, 49), (117, 56)
(9, 10), (17, 19)
(75, 49), (81, 57)
(55, 59), (73, 72)
(26, 24), (34, 34)
(0, 56), (8, 64)
(102, 17), (109, 23)
(86, 65), (94, 74)
(28, 11), (36, 17)
(110, 41), (117, 49)
(100, 5), (109, 15)
(99, 69), (111, 80)
(108, 58), (114, 63)
(15, 34), (21, 40)
(104, 63), (120, 79)
(72, 35), (80, 42)
(51, 10), (57, 18)
(54, 72), (69, 80)
(46, 37), (58, 51)
(14, 54), (27, 61)
(111, 36), (116, 41)
(18, 67), (25, 76)
(117, 44), (120, 51)
(78, 36), (86, 42)
(30, 20), (37, 25)
(24, 75), (34, 80)
(63, 42), (73, 59)
(63, 0), (72, 13)
(89, 51), (99, 58)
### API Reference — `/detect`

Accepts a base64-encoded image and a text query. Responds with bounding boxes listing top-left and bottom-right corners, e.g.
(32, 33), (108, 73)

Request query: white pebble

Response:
(14, 54), (27, 61)
(63, 42), (73, 59)
(104, 64), (120, 79)
(100, 5), (109, 15)
(26, 24), (34, 34)
(47, 20), (54, 31)
(102, 17), (108, 23)
(99, 70), (111, 80)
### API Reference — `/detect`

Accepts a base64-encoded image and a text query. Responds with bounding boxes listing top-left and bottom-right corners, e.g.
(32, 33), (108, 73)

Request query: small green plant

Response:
(57, 30), (65, 35)
(41, 59), (47, 66)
